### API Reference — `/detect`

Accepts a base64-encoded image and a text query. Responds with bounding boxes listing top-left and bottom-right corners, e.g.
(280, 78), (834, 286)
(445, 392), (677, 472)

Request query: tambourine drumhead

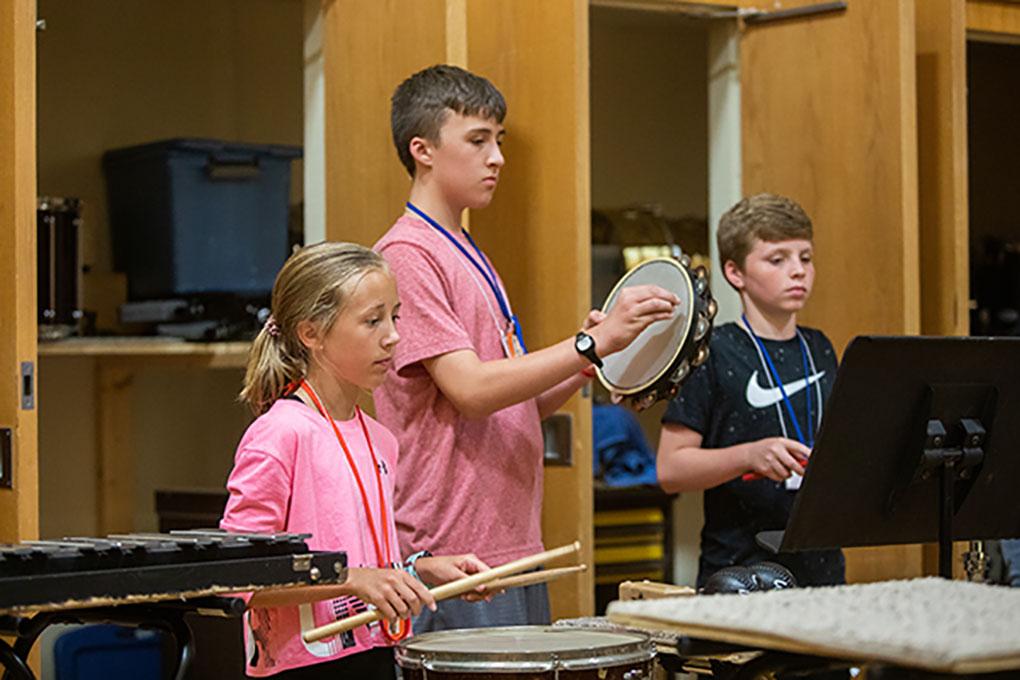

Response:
(597, 257), (694, 394)
(396, 626), (654, 672)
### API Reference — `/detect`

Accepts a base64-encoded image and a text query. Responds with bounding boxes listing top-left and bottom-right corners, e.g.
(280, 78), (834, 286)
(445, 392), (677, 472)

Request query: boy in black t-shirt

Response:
(657, 193), (845, 589)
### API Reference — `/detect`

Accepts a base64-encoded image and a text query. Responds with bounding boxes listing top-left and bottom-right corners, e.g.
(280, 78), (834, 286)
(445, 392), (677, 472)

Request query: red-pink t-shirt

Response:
(374, 214), (544, 566)
(220, 399), (402, 677)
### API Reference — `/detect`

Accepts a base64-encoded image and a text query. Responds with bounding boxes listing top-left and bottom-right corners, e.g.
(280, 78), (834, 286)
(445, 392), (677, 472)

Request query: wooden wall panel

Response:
(917, 0), (968, 338)
(467, 0), (593, 620)
(740, 0), (924, 581)
(322, 0), (455, 246)
(0, 0), (38, 543)
(741, 0), (920, 353)
(967, 0), (1020, 37)
(323, 0), (594, 618)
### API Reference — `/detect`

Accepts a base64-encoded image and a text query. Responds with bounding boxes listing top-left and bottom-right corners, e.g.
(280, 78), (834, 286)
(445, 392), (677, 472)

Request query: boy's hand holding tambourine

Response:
(586, 285), (679, 356)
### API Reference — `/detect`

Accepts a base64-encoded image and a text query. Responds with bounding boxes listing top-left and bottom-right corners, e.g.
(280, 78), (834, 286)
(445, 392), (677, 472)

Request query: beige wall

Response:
(36, 0), (302, 537)
(590, 7), (708, 219)
(37, 0), (304, 279)
(38, 360), (251, 537)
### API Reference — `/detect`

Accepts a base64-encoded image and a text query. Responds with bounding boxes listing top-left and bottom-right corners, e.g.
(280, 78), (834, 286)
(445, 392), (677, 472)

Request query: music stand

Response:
(758, 335), (1020, 578)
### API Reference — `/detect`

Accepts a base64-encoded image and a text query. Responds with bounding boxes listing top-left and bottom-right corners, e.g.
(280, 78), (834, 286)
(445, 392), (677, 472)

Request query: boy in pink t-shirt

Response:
(374, 65), (680, 632)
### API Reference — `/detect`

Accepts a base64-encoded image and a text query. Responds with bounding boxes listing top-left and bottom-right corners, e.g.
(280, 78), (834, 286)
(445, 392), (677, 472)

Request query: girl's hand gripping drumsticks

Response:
(302, 541), (582, 643)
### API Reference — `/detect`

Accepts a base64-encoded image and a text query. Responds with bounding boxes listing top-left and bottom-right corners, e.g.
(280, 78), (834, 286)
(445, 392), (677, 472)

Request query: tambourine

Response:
(596, 254), (717, 411)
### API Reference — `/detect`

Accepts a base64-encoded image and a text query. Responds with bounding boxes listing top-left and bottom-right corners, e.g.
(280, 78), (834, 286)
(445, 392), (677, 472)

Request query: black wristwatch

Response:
(575, 331), (603, 368)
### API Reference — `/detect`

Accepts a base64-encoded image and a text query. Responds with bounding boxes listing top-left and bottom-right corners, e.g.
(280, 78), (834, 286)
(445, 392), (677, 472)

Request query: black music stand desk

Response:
(759, 335), (1020, 578)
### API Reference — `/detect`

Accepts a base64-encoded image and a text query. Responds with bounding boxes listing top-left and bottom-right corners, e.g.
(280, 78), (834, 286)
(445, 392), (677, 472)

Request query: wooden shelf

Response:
(37, 337), (251, 535)
(38, 337), (251, 368)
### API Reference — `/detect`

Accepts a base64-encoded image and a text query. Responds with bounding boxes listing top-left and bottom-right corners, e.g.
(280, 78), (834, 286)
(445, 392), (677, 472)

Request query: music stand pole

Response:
(939, 461), (955, 578)
(920, 418), (986, 578)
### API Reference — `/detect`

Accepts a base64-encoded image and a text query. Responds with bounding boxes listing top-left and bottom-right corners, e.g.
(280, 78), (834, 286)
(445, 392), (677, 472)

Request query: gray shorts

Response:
(412, 581), (550, 633)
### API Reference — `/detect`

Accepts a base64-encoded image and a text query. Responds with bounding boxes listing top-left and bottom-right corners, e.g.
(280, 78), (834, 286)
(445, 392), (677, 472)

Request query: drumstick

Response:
(742, 462), (808, 482)
(742, 453), (811, 481)
(486, 564), (587, 591)
(302, 541), (581, 643)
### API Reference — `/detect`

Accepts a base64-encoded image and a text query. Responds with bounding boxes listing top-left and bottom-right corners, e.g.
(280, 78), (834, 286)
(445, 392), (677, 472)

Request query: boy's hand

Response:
(587, 285), (679, 356)
(743, 437), (810, 481)
(580, 310), (606, 379)
(582, 309), (606, 330)
(414, 554), (492, 602)
(343, 567), (436, 624)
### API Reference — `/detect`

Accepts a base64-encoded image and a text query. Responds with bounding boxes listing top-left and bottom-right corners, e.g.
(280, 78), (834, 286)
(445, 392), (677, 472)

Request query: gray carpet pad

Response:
(607, 578), (1020, 674)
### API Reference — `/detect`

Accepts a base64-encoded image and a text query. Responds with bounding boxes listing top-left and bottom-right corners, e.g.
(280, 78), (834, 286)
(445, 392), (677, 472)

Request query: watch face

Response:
(577, 334), (593, 352)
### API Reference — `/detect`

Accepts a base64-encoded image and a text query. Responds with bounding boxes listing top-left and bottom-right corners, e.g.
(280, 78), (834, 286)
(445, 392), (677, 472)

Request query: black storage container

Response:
(103, 138), (302, 300)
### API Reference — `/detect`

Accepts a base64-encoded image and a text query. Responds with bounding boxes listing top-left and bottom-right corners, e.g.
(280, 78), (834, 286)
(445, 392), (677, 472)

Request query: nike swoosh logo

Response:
(745, 370), (825, 409)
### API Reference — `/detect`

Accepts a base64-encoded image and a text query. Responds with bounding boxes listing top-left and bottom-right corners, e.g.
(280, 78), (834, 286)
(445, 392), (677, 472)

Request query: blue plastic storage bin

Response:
(103, 138), (302, 300)
(53, 625), (164, 680)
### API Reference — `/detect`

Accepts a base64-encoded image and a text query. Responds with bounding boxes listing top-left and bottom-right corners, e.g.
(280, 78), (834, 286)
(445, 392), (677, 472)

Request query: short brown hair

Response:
(717, 193), (813, 270)
(391, 64), (507, 177)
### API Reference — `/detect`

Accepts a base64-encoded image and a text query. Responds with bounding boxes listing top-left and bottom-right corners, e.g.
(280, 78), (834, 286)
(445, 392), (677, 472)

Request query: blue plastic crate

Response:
(54, 625), (164, 680)
(103, 138), (301, 300)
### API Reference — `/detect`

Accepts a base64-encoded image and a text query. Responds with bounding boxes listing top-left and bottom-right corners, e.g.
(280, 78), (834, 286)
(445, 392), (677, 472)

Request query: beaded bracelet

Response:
(404, 549), (432, 583)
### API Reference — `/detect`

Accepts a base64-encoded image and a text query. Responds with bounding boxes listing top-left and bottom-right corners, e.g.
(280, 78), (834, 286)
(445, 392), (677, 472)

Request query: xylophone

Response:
(0, 530), (347, 680)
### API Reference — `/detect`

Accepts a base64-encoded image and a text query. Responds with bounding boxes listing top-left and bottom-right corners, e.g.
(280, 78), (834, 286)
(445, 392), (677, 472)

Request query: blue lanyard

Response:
(406, 202), (527, 353)
(741, 314), (814, 447)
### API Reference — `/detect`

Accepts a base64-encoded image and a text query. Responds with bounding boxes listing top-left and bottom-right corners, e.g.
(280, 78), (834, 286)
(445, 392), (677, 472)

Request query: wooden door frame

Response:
(917, 1), (969, 339)
(967, 0), (1020, 40)
(0, 0), (38, 543)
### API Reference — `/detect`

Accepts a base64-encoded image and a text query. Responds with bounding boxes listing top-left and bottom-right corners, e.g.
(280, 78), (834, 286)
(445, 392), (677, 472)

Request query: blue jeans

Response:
(411, 581), (550, 633)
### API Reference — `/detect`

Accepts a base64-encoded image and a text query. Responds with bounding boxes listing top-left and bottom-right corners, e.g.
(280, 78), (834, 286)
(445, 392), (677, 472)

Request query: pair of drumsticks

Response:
(303, 541), (585, 643)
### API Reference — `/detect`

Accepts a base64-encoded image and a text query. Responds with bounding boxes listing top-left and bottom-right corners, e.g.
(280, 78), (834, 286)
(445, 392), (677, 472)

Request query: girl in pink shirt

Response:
(221, 242), (487, 679)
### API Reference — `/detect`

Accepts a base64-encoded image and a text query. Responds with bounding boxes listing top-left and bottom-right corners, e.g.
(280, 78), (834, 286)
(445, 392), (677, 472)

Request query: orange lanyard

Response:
(300, 380), (392, 568)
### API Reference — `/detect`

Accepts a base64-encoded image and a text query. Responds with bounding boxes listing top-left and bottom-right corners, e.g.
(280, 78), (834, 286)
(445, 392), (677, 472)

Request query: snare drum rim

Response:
(395, 625), (655, 672)
(596, 256), (696, 396)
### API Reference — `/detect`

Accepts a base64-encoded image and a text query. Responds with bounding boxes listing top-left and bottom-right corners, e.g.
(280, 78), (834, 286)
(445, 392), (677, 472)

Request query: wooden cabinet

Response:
(2, 0), (302, 543)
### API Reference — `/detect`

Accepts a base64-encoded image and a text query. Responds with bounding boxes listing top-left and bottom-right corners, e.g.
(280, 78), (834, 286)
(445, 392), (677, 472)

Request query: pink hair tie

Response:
(264, 315), (281, 338)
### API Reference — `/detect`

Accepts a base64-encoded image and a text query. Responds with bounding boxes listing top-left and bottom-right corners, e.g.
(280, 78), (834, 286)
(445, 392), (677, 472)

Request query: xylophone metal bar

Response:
(0, 531), (346, 679)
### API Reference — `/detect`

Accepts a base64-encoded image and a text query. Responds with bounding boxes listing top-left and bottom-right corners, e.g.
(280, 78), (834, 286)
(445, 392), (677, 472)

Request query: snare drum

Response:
(396, 626), (655, 679)
(597, 255), (716, 410)
(37, 196), (83, 340)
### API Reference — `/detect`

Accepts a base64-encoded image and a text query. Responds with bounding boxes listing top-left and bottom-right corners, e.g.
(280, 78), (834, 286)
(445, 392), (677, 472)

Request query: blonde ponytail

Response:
(240, 322), (305, 415)
(240, 242), (388, 415)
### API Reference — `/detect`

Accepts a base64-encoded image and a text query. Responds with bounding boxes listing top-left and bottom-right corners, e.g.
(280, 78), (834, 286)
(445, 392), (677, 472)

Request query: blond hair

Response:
(717, 193), (814, 273)
(240, 242), (389, 415)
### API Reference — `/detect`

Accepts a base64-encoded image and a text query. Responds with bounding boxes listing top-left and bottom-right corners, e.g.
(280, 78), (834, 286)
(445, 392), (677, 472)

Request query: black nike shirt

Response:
(662, 322), (845, 588)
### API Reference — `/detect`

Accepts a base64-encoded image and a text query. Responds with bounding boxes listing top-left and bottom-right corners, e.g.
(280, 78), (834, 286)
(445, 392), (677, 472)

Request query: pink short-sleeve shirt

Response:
(220, 400), (402, 676)
(374, 215), (544, 566)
